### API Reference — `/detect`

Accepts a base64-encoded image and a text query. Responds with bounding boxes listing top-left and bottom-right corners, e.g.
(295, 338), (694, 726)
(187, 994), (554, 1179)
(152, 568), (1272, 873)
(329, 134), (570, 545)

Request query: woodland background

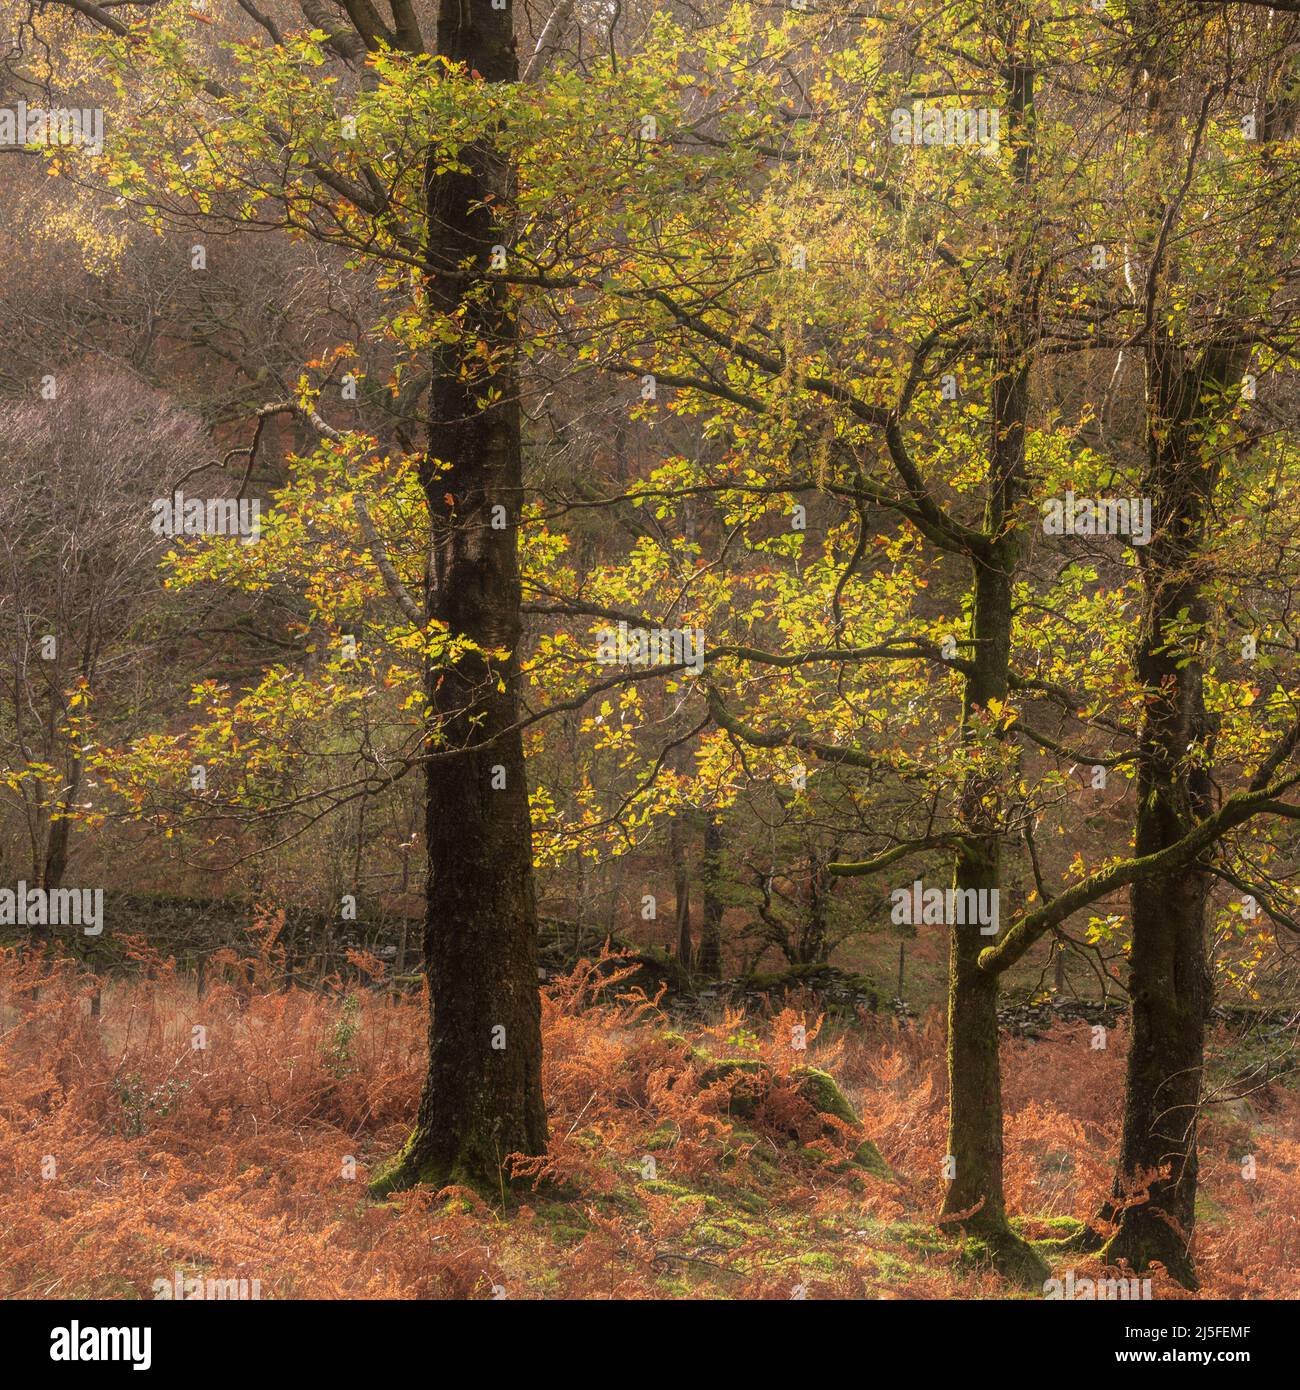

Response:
(1, 0), (1299, 1299)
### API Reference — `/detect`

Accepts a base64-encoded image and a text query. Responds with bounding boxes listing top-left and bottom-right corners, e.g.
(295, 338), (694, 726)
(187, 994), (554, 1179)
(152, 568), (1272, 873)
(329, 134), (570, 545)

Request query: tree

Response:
(34, 0), (1300, 1279)
(1094, 10), (1300, 1284)
(0, 367), (203, 895)
(52, 0), (562, 1195)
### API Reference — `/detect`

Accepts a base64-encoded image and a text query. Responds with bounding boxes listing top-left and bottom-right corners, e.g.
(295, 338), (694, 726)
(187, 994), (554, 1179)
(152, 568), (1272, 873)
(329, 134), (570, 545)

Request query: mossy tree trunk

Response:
(1093, 36), (1289, 1285)
(698, 816), (724, 978)
(1099, 339), (1245, 1288)
(799, 853), (832, 965)
(670, 811), (692, 972)
(942, 563), (1019, 1251)
(938, 18), (1042, 1286)
(372, 0), (547, 1198)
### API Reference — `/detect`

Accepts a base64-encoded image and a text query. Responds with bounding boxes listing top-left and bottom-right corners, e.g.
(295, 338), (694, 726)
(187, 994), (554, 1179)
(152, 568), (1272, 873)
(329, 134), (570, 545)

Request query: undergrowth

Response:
(1, 927), (1295, 1299)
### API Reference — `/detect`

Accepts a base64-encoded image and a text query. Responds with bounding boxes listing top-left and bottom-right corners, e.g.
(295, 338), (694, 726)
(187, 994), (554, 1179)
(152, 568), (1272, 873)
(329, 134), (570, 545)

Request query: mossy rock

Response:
(792, 1066), (858, 1126)
(687, 1049), (895, 1181)
(629, 946), (694, 996)
(697, 1055), (769, 1119)
(698, 1056), (768, 1083)
(850, 1138), (894, 1180)
(733, 962), (880, 1012)
(793, 1067), (893, 1178)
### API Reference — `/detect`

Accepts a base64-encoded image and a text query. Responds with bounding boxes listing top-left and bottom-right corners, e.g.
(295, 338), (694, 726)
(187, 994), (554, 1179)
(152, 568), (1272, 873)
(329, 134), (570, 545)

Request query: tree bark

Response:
(370, 0), (547, 1198)
(670, 812), (692, 972)
(938, 14), (1043, 1285)
(941, 560), (1028, 1277)
(1100, 341), (1242, 1287)
(800, 853), (832, 965)
(697, 815), (724, 978)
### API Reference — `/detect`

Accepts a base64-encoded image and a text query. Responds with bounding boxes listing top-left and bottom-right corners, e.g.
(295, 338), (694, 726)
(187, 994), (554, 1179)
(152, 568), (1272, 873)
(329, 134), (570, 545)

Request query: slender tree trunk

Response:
(794, 854), (830, 964)
(938, 13), (1043, 1284)
(41, 814), (71, 892)
(941, 563), (1024, 1265)
(670, 813), (692, 972)
(697, 816), (724, 978)
(371, 0), (547, 1198)
(40, 753), (82, 892)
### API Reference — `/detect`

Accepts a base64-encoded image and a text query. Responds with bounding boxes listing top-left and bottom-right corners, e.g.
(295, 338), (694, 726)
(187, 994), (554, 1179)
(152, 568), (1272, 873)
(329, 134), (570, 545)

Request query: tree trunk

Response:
(941, 562), (1031, 1279)
(370, 0), (547, 1198)
(1099, 342), (1241, 1287)
(801, 854), (832, 965)
(697, 816), (724, 978)
(1094, 26), (1295, 1285)
(1101, 578), (1212, 1286)
(944, 858), (1005, 1231)
(670, 813), (692, 972)
(1103, 856), (1208, 1286)
(938, 21), (1041, 1285)
(40, 752), (82, 893)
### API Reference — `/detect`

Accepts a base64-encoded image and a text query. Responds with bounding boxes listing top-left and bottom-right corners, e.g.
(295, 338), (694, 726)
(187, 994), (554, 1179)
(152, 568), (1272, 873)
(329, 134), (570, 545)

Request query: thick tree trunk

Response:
(1099, 343), (1239, 1286)
(1101, 575), (1212, 1285)
(1103, 854), (1208, 1286)
(371, 0), (547, 1198)
(1094, 27), (1292, 1284)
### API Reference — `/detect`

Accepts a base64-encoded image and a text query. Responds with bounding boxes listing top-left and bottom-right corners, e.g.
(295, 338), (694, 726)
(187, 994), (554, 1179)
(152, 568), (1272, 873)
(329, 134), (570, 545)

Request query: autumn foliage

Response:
(1, 934), (1294, 1300)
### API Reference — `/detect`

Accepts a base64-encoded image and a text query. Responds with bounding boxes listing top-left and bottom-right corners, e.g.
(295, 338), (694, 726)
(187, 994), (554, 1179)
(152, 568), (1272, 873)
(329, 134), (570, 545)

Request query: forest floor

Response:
(1, 939), (1297, 1300)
